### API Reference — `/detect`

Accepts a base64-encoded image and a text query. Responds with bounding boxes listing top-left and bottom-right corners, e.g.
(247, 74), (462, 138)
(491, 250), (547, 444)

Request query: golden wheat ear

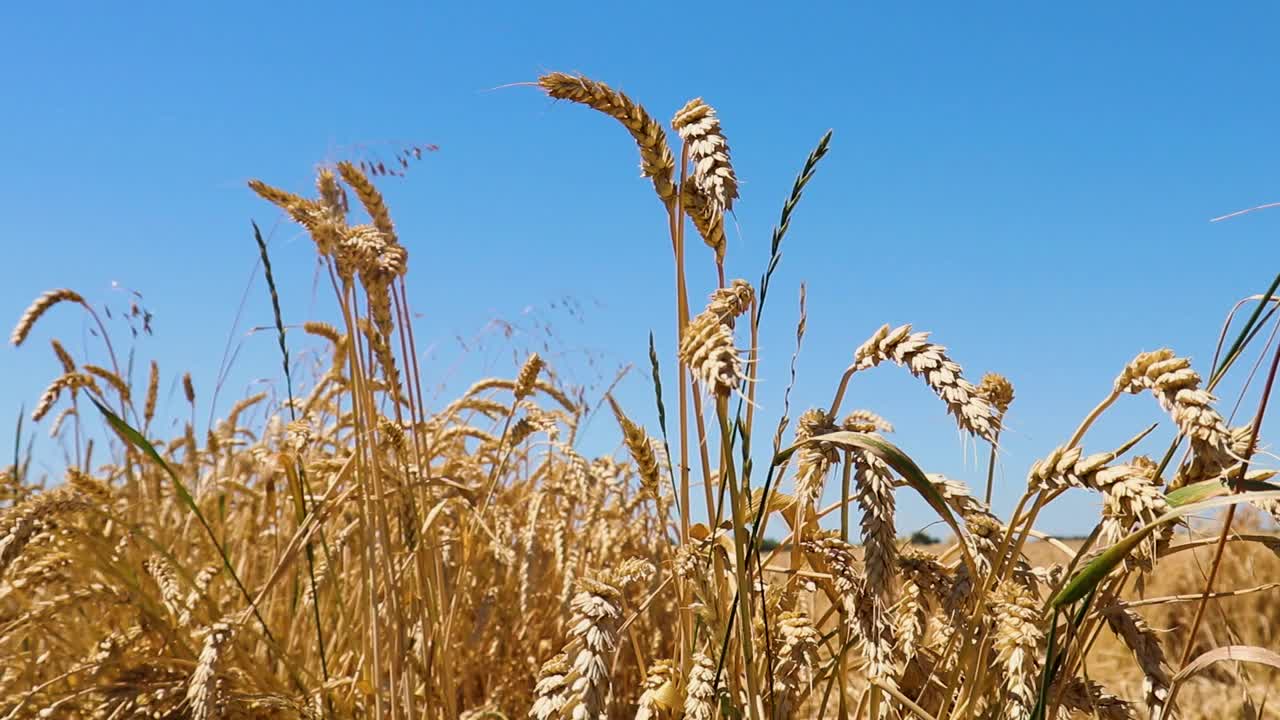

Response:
(538, 72), (676, 205)
(10, 289), (87, 347)
(673, 98), (739, 262)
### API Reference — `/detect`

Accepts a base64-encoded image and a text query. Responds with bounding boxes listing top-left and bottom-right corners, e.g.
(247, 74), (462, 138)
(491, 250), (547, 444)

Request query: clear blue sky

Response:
(3, 2), (1278, 536)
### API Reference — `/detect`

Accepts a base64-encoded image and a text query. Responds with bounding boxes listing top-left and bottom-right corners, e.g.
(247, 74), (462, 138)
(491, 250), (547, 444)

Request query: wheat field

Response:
(2, 72), (1279, 720)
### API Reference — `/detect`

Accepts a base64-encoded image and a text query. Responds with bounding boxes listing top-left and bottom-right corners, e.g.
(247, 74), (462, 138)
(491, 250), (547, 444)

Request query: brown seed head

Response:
(538, 72), (677, 203)
(11, 289), (86, 347)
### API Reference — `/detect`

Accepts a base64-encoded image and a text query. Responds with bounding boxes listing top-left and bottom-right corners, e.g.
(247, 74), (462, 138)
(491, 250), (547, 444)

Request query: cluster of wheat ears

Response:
(2, 72), (1279, 720)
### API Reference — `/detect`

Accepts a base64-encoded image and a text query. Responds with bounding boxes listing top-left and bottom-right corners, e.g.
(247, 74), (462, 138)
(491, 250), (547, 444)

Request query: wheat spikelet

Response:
(538, 72), (676, 203)
(562, 576), (621, 720)
(793, 408), (839, 503)
(12, 549), (72, 592)
(927, 474), (996, 524)
(1095, 457), (1170, 563)
(515, 353), (546, 401)
(145, 556), (183, 618)
(461, 376), (577, 412)
(1056, 678), (1133, 720)
(707, 279), (755, 325)
(896, 573), (927, 660)
(65, 468), (111, 507)
(316, 166), (347, 212)
(1115, 349), (1234, 487)
(843, 409), (894, 433)
(634, 659), (677, 720)
(1103, 604), (1170, 718)
(806, 534), (897, 692)
(1178, 424), (1253, 488)
(181, 565), (220, 626)
(991, 581), (1042, 720)
(337, 160), (399, 250)
(144, 360), (159, 426)
(247, 179), (333, 251)
(182, 372), (196, 406)
(672, 98), (738, 215)
(11, 289), (87, 347)
(303, 320), (344, 345)
(1028, 441), (1134, 492)
(605, 396), (661, 499)
(250, 175), (353, 258)
(853, 446), (897, 603)
(680, 181), (727, 262)
(679, 305), (744, 397)
(247, 179), (313, 219)
(225, 392), (268, 430)
(683, 652), (717, 720)
(32, 372), (100, 422)
(50, 340), (75, 373)
(83, 364), (130, 403)
(853, 324), (996, 440)
(0, 487), (90, 577)
(976, 372), (1015, 415)
(187, 621), (233, 720)
(772, 610), (820, 714)
(48, 406), (76, 438)
(976, 372), (1015, 437)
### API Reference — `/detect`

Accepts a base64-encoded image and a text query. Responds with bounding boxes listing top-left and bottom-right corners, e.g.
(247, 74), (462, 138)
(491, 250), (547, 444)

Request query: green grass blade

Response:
(1211, 272), (1280, 384)
(12, 406), (22, 484)
(648, 331), (680, 509)
(1166, 477), (1279, 507)
(1052, 489), (1280, 608)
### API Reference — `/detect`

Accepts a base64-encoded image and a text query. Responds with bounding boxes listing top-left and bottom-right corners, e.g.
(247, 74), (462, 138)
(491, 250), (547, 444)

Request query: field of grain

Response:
(2, 72), (1279, 720)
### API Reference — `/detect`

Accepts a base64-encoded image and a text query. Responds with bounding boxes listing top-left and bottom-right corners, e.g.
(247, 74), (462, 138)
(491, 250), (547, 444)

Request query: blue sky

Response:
(2, 2), (1278, 536)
